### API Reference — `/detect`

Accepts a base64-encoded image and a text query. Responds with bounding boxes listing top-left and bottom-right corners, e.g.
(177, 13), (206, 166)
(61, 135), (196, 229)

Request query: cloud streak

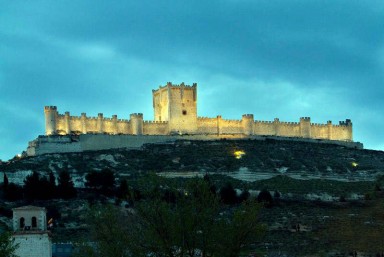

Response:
(1, 0), (384, 159)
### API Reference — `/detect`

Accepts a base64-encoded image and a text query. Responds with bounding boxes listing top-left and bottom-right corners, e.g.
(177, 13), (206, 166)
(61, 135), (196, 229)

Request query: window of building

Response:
(32, 217), (37, 228)
(20, 217), (25, 229)
(182, 110), (187, 115)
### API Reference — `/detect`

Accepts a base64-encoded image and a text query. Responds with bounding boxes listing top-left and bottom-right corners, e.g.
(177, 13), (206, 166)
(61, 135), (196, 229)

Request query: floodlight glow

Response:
(234, 150), (246, 159)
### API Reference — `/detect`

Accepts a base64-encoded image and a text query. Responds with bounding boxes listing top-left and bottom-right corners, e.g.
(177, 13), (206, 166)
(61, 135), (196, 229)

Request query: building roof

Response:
(12, 205), (46, 211)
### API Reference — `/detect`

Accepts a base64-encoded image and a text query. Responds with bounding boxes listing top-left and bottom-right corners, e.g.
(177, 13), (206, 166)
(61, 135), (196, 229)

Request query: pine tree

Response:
(57, 170), (76, 199)
(48, 171), (56, 198)
(24, 171), (42, 200)
(3, 173), (8, 188)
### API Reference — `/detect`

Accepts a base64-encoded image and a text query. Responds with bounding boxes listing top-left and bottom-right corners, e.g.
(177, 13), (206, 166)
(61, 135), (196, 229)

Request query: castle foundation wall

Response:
(26, 134), (363, 157)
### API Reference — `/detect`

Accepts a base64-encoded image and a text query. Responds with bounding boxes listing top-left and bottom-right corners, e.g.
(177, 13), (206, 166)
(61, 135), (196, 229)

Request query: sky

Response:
(1, 1), (384, 161)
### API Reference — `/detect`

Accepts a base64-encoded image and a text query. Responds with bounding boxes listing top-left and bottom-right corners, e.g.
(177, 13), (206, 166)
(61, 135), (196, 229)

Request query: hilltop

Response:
(2, 138), (384, 256)
(3, 138), (384, 185)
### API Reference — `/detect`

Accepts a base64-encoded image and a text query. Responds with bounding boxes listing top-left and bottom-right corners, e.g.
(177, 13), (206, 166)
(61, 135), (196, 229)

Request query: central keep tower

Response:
(152, 82), (197, 134)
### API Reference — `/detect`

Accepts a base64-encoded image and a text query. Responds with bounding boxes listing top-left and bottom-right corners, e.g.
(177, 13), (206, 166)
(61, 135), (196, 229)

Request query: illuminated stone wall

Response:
(254, 121), (275, 136)
(220, 119), (243, 134)
(197, 117), (218, 134)
(143, 121), (168, 135)
(44, 82), (353, 142)
(278, 121), (301, 137)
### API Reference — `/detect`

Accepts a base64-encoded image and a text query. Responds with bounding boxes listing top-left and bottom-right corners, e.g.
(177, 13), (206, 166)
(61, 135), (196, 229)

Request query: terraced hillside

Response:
(2, 139), (384, 186)
(2, 138), (384, 256)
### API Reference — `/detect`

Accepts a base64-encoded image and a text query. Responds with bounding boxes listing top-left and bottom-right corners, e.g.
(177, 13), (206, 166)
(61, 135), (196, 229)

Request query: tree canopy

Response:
(76, 177), (265, 257)
(0, 231), (18, 257)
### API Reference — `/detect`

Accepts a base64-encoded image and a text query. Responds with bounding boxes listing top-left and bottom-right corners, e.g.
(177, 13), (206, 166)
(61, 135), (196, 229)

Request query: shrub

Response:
(257, 189), (273, 206)
(219, 183), (237, 205)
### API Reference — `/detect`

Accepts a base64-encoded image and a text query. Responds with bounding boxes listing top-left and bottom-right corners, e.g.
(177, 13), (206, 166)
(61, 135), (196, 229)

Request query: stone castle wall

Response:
(143, 120), (169, 135)
(43, 82), (353, 145)
(45, 107), (353, 142)
(197, 117), (218, 134)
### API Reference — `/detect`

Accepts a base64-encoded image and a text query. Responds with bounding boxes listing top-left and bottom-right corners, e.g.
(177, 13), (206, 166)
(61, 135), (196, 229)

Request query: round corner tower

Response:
(44, 106), (58, 136)
(242, 114), (254, 135)
(130, 113), (144, 135)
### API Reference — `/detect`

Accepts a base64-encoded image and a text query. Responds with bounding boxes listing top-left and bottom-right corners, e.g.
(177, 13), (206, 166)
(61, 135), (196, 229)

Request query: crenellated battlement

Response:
(153, 82), (197, 94)
(44, 82), (354, 142)
(242, 114), (254, 119)
(339, 119), (352, 126)
(144, 120), (168, 124)
(280, 121), (300, 125)
(130, 113), (143, 117)
(44, 106), (57, 111)
(221, 119), (242, 123)
(198, 117), (219, 122)
(311, 123), (328, 127)
(255, 120), (275, 124)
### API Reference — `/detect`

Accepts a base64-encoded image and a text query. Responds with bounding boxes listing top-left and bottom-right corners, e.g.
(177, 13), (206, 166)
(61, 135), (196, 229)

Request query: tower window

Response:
(182, 110), (187, 115)
(32, 217), (37, 228)
(20, 217), (25, 229)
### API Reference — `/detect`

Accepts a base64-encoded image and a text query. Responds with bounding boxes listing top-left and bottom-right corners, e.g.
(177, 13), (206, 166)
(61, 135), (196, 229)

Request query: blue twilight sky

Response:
(1, 1), (384, 160)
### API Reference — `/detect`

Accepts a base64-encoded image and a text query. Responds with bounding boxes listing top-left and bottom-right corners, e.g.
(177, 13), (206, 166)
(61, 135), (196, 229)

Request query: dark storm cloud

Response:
(1, 0), (384, 160)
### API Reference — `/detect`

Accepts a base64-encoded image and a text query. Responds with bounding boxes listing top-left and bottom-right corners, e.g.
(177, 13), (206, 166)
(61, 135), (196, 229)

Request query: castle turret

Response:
(217, 115), (222, 135)
(97, 113), (104, 133)
(242, 114), (254, 135)
(44, 106), (58, 136)
(130, 113), (144, 135)
(81, 113), (87, 134)
(300, 117), (311, 138)
(339, 119), (353, 141)
(112, 115), (118, 135)
(327, 120), (333, 140)
(64, 112), (71, 134)
(274, 118), (280, 136)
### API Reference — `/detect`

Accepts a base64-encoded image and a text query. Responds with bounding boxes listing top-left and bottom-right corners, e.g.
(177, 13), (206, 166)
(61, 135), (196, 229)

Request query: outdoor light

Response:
(234, 150), (245, 159)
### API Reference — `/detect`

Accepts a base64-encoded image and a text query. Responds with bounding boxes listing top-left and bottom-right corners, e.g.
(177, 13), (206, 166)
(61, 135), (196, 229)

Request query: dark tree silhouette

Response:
(3, 173), (8, 188)
(57, 170), (76, 199)
(47, 171), (56, 198)
(24, 171), (52, 200)
(4, 183), (23, 201)
(257, 189), (273, 207)
(238, 189), (250, 202)
(220, 183), (238, 205)
(116, 180), (129, 199)
(85, 168), (115, 195)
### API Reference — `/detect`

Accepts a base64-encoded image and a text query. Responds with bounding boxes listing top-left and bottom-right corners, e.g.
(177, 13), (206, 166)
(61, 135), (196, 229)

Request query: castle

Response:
(26, 82), (358, 156)
(44, 82), (353, 141)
